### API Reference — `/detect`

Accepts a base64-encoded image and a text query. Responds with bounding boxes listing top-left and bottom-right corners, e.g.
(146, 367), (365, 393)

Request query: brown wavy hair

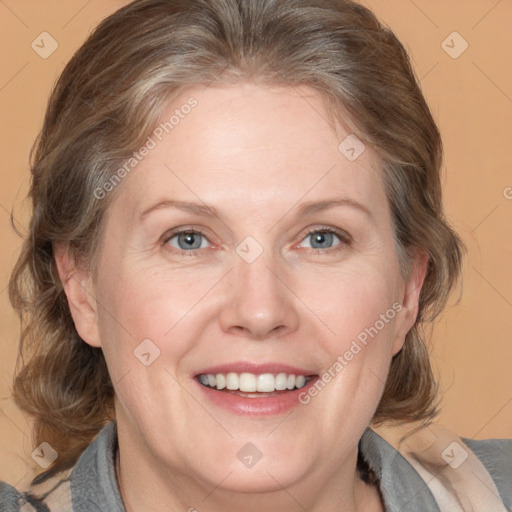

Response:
(9, 0), (464, 481)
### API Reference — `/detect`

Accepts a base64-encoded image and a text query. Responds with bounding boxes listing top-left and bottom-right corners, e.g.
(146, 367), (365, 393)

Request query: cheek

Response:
(296, 260), (402, 404)
(296, 260), (401, 338)
(303, 272), (400, 431)
(94, 262), (222, 368)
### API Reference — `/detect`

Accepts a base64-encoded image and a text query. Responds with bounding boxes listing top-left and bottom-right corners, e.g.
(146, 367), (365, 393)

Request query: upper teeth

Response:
(197, 372), (309, 392)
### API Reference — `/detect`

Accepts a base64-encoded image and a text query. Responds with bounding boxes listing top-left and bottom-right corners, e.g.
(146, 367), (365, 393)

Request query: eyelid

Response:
(295, 226), (352, 246)
(161, 226), (215, 254)
(162, 226), (212, 243)
(161, 225), (352, 255)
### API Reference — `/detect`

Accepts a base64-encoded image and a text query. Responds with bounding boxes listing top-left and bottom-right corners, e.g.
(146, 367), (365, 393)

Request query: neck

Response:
(115, 432), (384, 512)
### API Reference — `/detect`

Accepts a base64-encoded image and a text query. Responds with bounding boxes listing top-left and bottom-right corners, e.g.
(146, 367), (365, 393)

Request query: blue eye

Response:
(166, 231), (209, 251)
(299, 229), (345, 251)
(163, 227), (349, 256)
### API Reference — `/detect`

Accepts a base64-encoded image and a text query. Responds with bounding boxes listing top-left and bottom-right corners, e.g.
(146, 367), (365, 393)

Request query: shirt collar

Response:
(360, 428), (440, 511)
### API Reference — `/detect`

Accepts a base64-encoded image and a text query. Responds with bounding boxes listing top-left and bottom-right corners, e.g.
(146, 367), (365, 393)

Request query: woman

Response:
(1, 0), (510, 510)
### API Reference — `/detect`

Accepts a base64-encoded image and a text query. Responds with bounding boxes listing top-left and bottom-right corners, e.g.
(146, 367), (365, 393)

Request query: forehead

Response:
(109, 82), (389, 225)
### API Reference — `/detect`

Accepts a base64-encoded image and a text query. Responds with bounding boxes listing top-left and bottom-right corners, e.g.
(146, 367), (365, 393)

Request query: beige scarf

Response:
(375, 422), (508, 511)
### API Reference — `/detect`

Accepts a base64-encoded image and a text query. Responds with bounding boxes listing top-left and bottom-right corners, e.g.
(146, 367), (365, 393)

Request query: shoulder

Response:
(463, 437), (512, 508)
(0, 422), (119, 512)
(0, 476), (70, 511)
(360, 428), (441, 510)
(362, 425), (512, 511)
(0, 481), (22, 511)
(0, 473), (72, 512)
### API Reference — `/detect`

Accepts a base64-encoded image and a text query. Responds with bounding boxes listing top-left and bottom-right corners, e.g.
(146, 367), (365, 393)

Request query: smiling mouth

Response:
(196, 372), (315, 397)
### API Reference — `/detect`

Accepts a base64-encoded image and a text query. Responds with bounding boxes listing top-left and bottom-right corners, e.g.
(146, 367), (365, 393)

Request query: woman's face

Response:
(66, 83), (425, 497)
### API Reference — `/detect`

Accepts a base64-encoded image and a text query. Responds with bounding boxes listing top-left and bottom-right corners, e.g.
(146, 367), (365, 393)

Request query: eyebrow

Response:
(295, 198), (371, 218)
(139, 197), (371, 221)
(140, 200), (220, 220)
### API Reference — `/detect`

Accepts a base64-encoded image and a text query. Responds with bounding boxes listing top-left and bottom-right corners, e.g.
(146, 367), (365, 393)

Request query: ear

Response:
(392, 248), (429, 355)
(54, 244), (101, 348)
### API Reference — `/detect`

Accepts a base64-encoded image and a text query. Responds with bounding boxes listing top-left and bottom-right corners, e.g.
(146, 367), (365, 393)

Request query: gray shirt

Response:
(1, 422), (511, 511)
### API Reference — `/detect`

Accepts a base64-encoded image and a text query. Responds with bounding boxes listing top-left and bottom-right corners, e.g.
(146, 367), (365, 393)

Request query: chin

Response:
(193, 446), (312, 494)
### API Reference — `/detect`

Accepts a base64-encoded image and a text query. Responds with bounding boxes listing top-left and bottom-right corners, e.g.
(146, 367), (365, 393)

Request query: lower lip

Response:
(195, 377), (318, 416)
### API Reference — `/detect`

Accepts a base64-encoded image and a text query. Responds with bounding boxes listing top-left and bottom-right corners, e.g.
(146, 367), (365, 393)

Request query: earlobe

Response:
(54, 244), (101, 348)
(392, 249), (429, 355)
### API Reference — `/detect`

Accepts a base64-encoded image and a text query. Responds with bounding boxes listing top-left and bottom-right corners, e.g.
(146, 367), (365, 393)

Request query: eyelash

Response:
(300, 227), (351, 255)
(162, 226), (351, 257)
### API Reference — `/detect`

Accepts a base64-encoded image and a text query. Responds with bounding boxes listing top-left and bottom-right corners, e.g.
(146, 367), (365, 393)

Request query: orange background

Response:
(1, 0), (511, 486)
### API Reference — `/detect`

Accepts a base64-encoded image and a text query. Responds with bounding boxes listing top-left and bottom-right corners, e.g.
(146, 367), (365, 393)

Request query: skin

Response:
(57, 83), (427, 512)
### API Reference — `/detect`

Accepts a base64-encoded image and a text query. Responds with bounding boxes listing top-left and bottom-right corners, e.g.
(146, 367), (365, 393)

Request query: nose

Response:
(219, 253), (300, 340)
